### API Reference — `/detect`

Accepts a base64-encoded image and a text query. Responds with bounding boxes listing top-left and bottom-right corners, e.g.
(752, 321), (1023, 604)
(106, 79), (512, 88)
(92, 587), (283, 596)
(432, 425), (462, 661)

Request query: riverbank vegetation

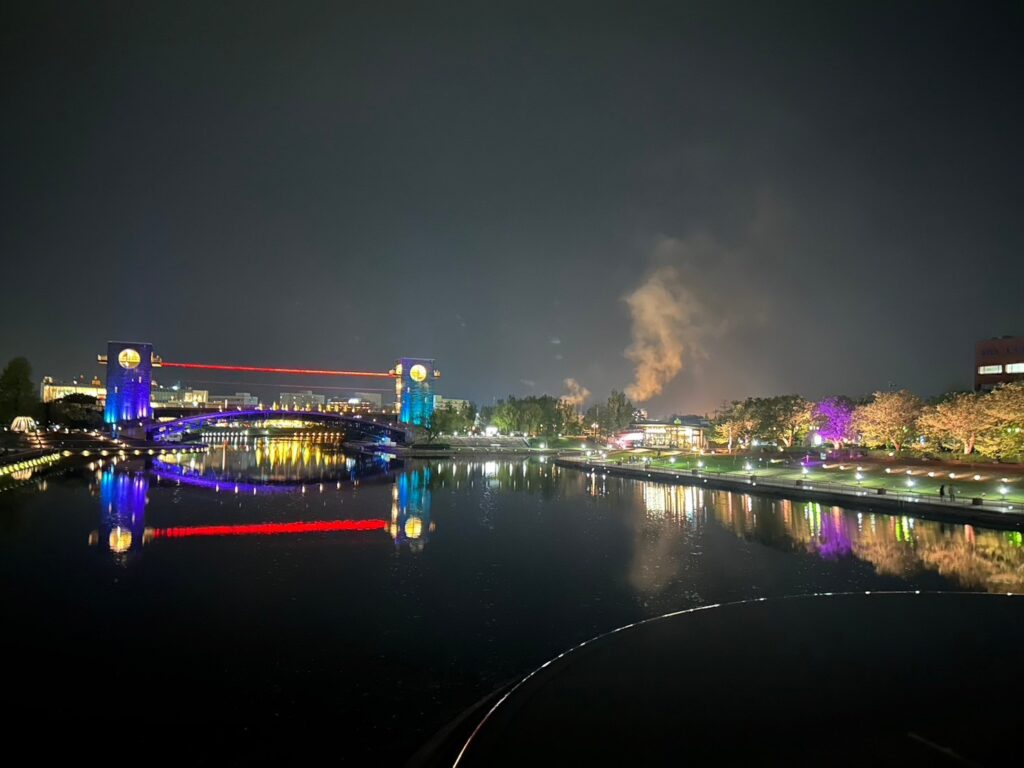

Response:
(711, 384), (1024, 463)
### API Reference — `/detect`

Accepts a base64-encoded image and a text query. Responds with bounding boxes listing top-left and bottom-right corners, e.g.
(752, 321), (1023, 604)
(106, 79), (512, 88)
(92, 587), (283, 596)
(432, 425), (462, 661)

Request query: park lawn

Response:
(600, 450), (1024, 505)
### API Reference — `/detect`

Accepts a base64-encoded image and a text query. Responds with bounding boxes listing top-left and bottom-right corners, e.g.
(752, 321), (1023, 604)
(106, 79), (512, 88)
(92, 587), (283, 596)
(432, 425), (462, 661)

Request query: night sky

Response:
(2, 2), (1022, 414)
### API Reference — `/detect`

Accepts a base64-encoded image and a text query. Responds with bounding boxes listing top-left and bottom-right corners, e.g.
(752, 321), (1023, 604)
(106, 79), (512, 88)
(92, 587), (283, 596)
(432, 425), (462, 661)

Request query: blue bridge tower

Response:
(102, 341), (154, 426)
(392, 358), (439, 427)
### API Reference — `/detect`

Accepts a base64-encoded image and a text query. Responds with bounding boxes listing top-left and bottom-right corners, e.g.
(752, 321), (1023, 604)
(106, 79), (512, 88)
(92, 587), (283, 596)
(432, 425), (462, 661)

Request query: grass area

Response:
(599, 449), (1024, 506)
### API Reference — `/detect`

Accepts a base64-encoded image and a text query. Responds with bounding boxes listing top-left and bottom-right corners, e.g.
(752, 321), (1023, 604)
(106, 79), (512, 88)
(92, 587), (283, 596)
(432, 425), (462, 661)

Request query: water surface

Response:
(2, 438), (1021, 762)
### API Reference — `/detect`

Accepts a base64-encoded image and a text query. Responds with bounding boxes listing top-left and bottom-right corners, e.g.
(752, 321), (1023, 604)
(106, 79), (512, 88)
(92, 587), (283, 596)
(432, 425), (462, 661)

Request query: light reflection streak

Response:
(149, 519), (387, 539)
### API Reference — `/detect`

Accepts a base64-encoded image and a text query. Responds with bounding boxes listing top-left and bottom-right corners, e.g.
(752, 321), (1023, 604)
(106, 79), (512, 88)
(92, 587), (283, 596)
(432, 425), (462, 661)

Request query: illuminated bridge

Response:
(147, 408), (411, 443)
(97, 339), (440, 436)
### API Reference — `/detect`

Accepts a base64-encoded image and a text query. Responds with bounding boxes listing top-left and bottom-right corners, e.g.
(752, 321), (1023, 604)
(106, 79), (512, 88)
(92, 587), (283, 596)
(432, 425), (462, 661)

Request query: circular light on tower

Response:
(117, 348), (141, 369)
(409, 364), (428, 382)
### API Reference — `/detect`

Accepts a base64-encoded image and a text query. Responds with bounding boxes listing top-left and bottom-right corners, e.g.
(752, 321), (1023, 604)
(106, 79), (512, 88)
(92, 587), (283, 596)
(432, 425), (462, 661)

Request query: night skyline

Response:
(3, 2), (1022, 414)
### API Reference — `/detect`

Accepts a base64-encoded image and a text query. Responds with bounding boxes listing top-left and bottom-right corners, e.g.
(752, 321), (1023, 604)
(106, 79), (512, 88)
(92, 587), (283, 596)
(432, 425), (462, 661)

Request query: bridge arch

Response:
(147, 409), (411, 444)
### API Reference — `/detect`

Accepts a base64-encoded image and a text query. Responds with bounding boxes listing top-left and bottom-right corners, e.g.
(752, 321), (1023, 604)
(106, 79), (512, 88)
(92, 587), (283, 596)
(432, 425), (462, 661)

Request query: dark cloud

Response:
(1, 2), (1021, 412)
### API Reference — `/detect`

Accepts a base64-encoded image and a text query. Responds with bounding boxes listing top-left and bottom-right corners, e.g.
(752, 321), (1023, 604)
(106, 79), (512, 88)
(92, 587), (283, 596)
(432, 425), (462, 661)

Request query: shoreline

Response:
(555, 457), (1024, 531)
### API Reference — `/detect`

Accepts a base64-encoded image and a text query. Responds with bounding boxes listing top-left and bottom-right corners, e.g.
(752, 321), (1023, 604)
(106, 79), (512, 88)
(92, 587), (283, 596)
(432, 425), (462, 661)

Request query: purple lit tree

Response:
(814, 397), (856, 449)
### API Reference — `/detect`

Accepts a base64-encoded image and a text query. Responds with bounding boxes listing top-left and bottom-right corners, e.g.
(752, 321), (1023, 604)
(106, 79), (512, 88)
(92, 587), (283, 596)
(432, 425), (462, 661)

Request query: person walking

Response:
(949, 485), (955, 502)
(939, 484), (945, 499)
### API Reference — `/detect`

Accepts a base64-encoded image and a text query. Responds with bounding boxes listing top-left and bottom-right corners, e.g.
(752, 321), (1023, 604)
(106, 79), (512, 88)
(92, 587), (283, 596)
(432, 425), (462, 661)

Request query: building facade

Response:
(40, 378), (106, 404)
(151, 387), (209, 408)
(278, 390), (327, 409)
(210, 392), (260, 409)
(327, 392), (384, 414)
(621, 418), (707, 451)
(975, 336), (1024, 391)
(433, 395), (470, 412)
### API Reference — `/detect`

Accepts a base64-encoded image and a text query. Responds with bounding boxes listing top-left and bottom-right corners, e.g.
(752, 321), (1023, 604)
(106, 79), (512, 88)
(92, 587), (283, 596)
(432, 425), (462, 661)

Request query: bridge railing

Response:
(147, 409), (412, 444)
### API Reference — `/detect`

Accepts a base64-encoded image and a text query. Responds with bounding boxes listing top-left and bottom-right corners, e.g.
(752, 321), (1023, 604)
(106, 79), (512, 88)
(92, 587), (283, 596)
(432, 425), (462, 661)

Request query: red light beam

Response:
(150, 519), (388, 539)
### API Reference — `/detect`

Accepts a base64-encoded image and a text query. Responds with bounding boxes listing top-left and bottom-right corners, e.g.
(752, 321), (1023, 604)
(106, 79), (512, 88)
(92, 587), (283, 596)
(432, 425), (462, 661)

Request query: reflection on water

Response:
(391, 466), (433, 551)
(87, 440), (442, 560)
(77, 447), (1024, 590)
(624, 478), (1024, 594)
(162, 435), (360, 484)
(90, 466), (148, 562)
(9, 446), (1024, 764)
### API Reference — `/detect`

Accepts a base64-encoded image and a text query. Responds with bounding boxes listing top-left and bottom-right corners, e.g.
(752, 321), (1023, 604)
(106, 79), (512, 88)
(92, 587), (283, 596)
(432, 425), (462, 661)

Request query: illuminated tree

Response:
(713, 416), (743, 453)
(711, 400), (759, 452)
(766, 395), (815, 448)
(489, 397), (518, 433)
(854, 390), (922, 452)
(556, 399), (583, 433)
(977, 382), (1024, 460)
(918, 392), (993, 455)
(429, 402), (476, 437)
(814, 397), (856, 449)
(488, 393), (601, 436)
(604, 390), (635, 432)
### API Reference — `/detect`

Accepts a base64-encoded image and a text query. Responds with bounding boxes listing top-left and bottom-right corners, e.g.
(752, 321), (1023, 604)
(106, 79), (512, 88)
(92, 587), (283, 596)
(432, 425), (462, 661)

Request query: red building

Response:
(975, 335), (1024, 391)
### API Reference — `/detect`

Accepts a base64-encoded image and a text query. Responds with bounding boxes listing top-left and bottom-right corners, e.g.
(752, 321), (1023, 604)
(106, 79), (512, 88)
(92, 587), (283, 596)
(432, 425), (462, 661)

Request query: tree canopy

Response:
(0, 357), (38, 424)
(854, 390), (922, 452)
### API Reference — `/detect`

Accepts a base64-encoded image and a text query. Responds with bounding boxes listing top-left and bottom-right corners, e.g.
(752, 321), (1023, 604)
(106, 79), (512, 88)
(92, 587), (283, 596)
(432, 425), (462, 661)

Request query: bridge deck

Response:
(147, 409), (412, 444)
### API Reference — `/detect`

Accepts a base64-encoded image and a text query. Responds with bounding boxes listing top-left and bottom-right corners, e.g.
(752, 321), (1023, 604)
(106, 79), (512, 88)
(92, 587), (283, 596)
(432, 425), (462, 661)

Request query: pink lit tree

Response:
(814, 397), (856, 449)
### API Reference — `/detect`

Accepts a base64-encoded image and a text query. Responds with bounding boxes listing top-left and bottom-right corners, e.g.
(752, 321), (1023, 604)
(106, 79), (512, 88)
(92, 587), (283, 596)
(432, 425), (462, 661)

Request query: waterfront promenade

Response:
(557, 456), (1024, 530)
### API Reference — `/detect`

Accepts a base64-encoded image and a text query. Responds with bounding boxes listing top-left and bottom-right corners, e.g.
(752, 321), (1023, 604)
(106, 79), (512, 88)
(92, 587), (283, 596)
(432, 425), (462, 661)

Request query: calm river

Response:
(2, 436), (1021, 763)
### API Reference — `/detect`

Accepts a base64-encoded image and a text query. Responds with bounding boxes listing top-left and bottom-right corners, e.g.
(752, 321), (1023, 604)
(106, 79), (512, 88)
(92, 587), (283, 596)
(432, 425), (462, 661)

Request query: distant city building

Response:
(975, 335), (1024, 391)
(618, 417), (707, 451)
(433, 395), (470, 411)
(41, 377), (209, 408)
(278, 390), (326, 409)
(151, 387), (209, 408)
(40, 377), (106, 403)
(326, 391), (384, 414)
(353, 391), (383, 409)
(211, 392), (259, 409)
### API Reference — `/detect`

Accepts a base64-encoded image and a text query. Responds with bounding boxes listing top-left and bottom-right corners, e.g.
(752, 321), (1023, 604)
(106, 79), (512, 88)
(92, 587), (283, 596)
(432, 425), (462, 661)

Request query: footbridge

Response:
(148, 409), (412, 444)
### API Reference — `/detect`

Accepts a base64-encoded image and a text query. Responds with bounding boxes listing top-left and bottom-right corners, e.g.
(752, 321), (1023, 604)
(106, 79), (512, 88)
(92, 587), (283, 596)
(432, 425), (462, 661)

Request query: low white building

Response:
(278, 390), (326, 409)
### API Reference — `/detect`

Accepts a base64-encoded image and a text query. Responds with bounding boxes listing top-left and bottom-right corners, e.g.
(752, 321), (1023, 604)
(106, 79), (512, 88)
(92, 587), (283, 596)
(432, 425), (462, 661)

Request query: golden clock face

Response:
(117, 348), (141, 369)
(409, 364), (427, 382)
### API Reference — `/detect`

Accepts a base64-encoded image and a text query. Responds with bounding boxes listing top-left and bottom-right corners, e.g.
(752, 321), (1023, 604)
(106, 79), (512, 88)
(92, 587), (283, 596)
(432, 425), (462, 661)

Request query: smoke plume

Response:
(623, 265), (708, 402)
(560, 377), (591, 409)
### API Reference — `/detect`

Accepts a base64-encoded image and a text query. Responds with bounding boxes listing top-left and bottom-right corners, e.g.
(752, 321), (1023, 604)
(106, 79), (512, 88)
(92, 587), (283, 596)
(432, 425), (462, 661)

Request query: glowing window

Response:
(1007, 362), (1024, 374)
(978, 365), (1002, 375)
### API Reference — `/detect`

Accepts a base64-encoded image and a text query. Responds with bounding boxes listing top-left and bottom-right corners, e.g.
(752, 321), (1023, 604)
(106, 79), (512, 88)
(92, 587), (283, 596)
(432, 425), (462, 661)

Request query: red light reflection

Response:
(151, 519), (388, 539)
